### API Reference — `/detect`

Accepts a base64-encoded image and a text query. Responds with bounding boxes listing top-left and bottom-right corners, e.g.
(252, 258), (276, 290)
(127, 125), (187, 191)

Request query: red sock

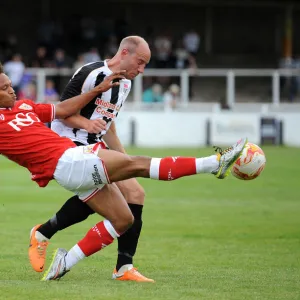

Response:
(77, 220), (120, 256)
(150, 157), (196, 180)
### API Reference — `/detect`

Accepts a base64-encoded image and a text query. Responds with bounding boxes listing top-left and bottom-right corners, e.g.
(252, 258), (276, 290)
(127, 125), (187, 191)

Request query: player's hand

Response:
(84, 119), (107, 134)
(94, 70), (126, 93)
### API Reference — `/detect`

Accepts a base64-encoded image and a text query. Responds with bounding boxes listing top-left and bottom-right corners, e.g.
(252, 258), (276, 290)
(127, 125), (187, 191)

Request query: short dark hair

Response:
(0, 62), (3, 74)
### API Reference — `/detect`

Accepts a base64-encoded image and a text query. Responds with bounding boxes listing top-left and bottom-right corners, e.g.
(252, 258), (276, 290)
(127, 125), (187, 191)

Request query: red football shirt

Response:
(0, 99), (76, 187)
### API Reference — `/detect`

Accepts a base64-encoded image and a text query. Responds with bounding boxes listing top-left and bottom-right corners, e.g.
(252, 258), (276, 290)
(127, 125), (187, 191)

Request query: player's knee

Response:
(127, 155), (150, 177)
(128, 185), (145, 204)
(115, 213), (134, 234)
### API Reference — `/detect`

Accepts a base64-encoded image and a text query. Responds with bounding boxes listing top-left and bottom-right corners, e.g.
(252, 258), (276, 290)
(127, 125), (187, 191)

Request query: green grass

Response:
(0, 146), (299, 300)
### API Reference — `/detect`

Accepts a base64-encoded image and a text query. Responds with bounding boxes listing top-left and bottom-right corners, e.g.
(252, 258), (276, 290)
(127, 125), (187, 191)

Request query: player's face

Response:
(0, 73), (17, 108)
(121, 44), (151, 80)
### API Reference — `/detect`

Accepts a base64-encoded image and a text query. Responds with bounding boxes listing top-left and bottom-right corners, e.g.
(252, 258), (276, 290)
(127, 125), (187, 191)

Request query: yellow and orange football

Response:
(231, 142), (266, 180)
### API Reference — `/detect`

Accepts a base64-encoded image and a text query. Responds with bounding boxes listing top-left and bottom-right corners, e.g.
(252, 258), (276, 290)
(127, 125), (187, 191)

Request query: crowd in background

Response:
(2, 16), (300, 106)
(0, 17), (201, 109)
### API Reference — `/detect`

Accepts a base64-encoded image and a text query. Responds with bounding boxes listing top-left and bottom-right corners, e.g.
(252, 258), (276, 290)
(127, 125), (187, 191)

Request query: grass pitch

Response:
(0, 146), (299, 300)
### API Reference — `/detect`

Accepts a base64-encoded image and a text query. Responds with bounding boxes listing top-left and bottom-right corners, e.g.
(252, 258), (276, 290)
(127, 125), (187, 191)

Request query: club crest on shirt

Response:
(83, 144), (94, 154)
(19, 103), (33, 110)
(121, 82), (130, 94)
(0, 114), (4, 121)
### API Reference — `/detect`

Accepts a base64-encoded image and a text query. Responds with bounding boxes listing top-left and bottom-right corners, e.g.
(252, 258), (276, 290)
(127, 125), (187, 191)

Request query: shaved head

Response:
(108, 35), (151, 80)
(118, 36), (149, 54)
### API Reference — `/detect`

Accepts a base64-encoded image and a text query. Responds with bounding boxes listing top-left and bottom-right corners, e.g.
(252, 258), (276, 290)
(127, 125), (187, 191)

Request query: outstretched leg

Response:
(97, 137), (247, 182)
(42, 138), (247, 281)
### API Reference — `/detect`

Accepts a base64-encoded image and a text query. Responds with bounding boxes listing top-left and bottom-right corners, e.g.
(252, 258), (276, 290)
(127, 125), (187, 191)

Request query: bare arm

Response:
(102, 121), (126, 153)
(62, 113), (106, 133)
(62, 113), (88, 129)
(54, 71), (125, 120)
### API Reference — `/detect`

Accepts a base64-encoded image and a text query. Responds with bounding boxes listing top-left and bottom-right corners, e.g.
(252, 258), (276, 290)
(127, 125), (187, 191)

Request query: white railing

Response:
(26, 67), (300, 107)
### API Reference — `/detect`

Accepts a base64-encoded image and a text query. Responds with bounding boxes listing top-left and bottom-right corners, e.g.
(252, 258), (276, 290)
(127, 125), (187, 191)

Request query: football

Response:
(231, 142), (266, 180)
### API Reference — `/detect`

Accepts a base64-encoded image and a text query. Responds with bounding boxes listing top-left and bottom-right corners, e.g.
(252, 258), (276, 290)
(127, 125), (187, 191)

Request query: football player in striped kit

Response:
(29, 36), (156, 282)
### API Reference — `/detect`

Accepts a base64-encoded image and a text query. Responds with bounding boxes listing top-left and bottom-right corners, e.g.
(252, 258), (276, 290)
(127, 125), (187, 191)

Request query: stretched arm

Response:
(54, 71), (125, 119)
(62, 114), (106, 134)
(102, 121), (126, 153)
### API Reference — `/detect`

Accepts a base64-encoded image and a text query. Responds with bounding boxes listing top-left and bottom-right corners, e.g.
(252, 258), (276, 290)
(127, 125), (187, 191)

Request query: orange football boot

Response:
(112, 266), (154, 283)
(28, 224), (49, 272)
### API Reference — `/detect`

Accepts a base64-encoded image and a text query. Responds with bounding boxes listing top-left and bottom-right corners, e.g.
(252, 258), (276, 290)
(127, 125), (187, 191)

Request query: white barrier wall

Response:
(136, 113), (208, 147)
(115, 112), (300, 147)
(210, 113), (261, 145)
(278, 113), (300, 147)
(116, 112), (208, 147)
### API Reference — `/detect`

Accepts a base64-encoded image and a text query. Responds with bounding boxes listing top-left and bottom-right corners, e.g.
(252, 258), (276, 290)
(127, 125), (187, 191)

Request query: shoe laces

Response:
(213, 145), (233, 156)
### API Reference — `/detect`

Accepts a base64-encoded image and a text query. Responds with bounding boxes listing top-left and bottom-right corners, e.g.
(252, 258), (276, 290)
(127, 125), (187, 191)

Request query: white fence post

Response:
(180, 70), (189, 106)
(272, 70), (280, 106)
(36, 69), (46, 103)
(133, 74), (143, 107)
(226, 70), (235, 108)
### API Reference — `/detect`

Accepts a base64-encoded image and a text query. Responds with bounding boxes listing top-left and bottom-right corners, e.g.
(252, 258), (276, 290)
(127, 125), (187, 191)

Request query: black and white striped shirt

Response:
(51, 60), (131, 145)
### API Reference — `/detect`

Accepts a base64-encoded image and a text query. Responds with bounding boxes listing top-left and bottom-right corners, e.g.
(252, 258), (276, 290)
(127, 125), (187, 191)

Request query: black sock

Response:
(38, 195), (95, 239)
(116, 203), (143, 271)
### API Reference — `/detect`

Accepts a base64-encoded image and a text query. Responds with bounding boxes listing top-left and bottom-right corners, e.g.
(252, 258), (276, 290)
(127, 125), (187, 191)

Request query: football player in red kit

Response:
(0, 62), (247, 281)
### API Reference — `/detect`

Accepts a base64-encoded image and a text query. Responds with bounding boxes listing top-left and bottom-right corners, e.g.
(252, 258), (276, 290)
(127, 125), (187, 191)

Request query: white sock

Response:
(196, 155), (219, 173)
(149, 158), (161, 179)
(117, 264), (133, 274)
(35, 231), (49, 242)
(65, 244), (86, 270)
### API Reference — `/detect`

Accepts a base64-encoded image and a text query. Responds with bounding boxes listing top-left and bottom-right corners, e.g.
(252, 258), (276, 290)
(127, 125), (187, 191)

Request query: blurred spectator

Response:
(52, 48), (73, 99)
(73, 54), (85, 71)
(18, 72), (35, 90)
(163, 83), (180, 111)
(172, 39), (198, 98)
(142, 83), (163, 103)
(153, 31), (173, 91)
(3, 53), (25, 95)
(30, 46), (52, 68)
(183, 28), (200, 58)
(83, 47), (101, 64)
(53, 48), (73, 68)
(18, 82), (37, 102)
(153, 32), (173, 68)
(173, 41), (190, 69)
(44, 79), (60, 104)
